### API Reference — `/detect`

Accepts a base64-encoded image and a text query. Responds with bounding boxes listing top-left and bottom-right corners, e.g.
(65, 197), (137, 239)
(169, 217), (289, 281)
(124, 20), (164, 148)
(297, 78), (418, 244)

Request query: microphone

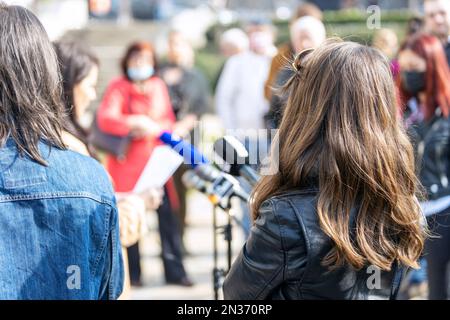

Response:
(210, 173), (250, 204)
(159, 131), (209, 167)
(159, 131), (223, 182)
(160, 131), (250, 208)
(194, 163), (221, 182)
(213, 136), (260, 187)
(181, 170), (208, 193)
(182, 169), (250, 209)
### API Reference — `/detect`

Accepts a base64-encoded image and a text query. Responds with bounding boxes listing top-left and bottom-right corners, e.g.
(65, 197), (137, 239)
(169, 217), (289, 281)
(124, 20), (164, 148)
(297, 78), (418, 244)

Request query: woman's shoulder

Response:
(62, 131), (90, 156)
(262, 188), (319, 217)
(263, 188), (319, 228)
(267, 188), (319, 207)
(256, 190), (316, 250)
(37, 141), (114, 202)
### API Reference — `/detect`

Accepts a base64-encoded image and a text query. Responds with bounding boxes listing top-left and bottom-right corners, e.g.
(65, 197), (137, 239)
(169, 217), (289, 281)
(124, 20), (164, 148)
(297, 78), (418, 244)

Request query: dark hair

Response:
(406, 16), (423, 36)
(121, 41), (158, 81)
(53, 41), (99, 146)
(0, 3), (66, 165)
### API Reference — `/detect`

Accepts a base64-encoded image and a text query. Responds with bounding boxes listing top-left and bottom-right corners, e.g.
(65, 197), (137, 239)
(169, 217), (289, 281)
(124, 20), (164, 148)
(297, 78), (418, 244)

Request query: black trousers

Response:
(127, 188), (188, 283)
(127, 242), (141, 284)
(157, 189), (187, 282)
(172, 164), (189, 242)
(425, 209), (450, 299)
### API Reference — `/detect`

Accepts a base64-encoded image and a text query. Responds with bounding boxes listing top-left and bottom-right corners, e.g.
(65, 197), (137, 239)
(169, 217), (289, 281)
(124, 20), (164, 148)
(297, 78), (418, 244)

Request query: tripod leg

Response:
(226, 208), (233, 272)
(213, 205), (219, 300)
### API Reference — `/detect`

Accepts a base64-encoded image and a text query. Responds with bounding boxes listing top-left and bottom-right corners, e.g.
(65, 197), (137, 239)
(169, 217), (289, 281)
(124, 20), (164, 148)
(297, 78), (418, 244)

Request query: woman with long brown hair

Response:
(0, 3), (123, 299)
(223, 39), (425, 300)
(398, 33), (450, 300)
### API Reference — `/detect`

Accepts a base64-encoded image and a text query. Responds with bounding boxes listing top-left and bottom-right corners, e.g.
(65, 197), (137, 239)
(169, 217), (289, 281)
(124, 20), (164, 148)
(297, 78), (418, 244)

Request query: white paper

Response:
(133, 145), (184, 194)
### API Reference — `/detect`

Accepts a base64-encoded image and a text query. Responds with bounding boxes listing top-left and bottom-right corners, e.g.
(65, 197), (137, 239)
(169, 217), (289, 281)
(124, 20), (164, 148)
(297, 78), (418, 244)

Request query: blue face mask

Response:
(127, 66), (154, 81)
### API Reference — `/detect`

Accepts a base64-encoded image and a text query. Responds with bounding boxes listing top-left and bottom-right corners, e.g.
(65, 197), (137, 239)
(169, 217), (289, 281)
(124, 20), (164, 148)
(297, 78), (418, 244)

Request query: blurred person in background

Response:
(0, 3), (123, 299)
(264, 2), (323, 102)
(97, 41), (193, 287)
(424, 0), (450, 65)
(406, 16), (424, 38)
(213, 28), (249, 91)
(397, 18), (427, 299)
(160, 31), (211, 138)
(216, 20), (276, 134)
(53, 41), (163, 299)
(219, 28), (249, 58)
(265, 16), (326, 129)
(398, 17), (423, 69)
(398, 33), (450, 300)
(159, 31), (212, 253)
(372, 29), (399, 77)
(224, 40), (425, 300)
(53, 41), (100, 156)
(215, 20), (276, 238)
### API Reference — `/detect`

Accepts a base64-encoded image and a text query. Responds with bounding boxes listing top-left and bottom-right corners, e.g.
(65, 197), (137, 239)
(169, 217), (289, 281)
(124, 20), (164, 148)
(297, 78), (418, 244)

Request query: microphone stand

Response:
(212, 198), (238, 300)
(182, 168), (247, 299)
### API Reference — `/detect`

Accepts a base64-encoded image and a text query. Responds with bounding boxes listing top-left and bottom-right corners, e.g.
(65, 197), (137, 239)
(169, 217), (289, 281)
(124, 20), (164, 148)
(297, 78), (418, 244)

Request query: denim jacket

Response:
(0, 138), (123, 299)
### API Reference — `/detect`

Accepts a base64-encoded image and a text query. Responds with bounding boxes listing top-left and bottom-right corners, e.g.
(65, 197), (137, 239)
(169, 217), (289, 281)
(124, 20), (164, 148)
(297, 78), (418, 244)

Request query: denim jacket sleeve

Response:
(98, 204), (124, 300)
(222, 199), (287, 300)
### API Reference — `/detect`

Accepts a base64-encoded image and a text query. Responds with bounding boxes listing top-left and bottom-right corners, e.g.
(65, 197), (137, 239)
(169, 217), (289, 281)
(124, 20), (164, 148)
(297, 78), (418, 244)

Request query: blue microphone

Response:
(160, 131), (250, 207)
(158, 131), (209, 168)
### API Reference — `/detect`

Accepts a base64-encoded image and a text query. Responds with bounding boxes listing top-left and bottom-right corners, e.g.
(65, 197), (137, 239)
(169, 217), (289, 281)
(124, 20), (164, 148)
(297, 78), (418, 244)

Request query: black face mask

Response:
(402, 71), (426, 95)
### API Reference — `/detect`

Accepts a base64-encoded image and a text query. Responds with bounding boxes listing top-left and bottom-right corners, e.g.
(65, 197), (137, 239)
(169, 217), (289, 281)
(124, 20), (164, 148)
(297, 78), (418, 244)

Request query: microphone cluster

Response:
(158, 132), (260, 209)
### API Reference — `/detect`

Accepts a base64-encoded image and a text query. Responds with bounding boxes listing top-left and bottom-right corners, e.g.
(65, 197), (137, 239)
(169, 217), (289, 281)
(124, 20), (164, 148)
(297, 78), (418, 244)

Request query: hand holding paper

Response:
(133, 145), (184, 194)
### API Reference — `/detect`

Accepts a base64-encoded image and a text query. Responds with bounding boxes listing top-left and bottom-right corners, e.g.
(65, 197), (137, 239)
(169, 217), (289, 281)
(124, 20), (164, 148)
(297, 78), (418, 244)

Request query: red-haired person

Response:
(398, 33), (450, 300)
(97, 41), (193, 287)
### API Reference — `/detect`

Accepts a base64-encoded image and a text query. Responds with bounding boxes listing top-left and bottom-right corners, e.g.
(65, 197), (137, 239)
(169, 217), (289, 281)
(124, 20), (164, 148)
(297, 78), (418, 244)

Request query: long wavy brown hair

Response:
(252, 39), (425, 271)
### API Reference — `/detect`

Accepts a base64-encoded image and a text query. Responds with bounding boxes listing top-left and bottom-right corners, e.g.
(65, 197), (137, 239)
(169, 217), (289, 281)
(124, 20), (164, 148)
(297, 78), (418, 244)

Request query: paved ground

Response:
(131, 191), (246, 300)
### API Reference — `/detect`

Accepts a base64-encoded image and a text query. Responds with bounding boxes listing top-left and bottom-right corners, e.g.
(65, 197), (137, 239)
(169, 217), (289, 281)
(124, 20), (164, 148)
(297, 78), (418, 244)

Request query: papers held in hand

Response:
(133, 145), (184, 194)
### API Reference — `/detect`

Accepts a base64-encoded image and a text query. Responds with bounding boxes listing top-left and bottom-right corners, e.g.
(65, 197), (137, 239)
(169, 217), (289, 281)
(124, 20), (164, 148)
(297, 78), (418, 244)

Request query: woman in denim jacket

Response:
(0, 4), (123, 299)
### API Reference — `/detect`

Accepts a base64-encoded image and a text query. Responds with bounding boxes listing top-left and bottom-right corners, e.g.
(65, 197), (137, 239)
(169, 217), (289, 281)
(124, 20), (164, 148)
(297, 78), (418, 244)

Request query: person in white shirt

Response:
(215, 21), (276, 238)
(215, 22), (276, 135)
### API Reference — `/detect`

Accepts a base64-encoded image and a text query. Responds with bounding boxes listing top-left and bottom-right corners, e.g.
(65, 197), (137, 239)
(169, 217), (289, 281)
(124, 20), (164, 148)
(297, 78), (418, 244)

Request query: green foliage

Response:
(195, 44), (225, 92)
(322, 8), (415, 24)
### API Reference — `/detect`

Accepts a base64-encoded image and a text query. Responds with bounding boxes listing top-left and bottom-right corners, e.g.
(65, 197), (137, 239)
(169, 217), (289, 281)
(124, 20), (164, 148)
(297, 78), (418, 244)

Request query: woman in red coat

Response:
(97, 41), (193, 287)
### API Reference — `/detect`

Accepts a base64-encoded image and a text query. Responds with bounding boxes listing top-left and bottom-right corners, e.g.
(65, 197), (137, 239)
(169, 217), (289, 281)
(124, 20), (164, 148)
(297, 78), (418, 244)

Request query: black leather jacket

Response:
(409, 110), (450, 200)
(223, 189), (403, 300)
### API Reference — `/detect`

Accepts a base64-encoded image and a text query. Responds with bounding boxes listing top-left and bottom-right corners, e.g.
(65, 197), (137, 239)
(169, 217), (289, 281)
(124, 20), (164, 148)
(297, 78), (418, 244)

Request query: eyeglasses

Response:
(292, 48), (314, 73)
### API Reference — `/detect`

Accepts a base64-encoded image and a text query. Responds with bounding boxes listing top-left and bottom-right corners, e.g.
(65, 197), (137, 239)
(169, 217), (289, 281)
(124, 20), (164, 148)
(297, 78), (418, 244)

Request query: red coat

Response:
(97, 76), (175, 192)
